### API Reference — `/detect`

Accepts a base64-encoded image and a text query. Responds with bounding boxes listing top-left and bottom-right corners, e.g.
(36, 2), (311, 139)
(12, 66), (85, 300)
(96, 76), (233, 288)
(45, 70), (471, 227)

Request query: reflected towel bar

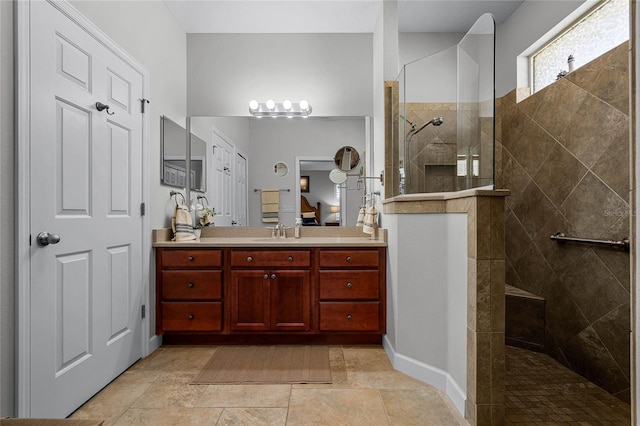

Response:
(254, 188), (290, 192)
(550, 232), (630, 250)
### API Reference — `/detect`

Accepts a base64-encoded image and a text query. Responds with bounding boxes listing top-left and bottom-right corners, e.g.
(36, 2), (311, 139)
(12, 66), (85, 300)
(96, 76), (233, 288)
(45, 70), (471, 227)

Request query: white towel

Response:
(261, 189), (280, 223)
(362, 206), (378, 235)
(172, 203), (196, 241)
(356, 206), (365, 227)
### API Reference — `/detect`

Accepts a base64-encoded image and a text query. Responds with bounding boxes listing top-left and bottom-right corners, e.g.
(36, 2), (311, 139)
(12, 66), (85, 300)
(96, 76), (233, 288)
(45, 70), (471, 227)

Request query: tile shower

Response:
(497, 42), (631, 402)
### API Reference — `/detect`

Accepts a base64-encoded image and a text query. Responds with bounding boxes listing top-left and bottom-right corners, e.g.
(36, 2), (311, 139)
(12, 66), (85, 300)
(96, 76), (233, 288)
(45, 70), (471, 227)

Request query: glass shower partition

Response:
(395, 13), (495, 195)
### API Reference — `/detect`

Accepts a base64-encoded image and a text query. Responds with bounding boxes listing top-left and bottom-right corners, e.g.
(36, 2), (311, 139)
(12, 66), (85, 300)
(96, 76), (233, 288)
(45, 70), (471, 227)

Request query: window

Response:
(531, 0), (629, 93)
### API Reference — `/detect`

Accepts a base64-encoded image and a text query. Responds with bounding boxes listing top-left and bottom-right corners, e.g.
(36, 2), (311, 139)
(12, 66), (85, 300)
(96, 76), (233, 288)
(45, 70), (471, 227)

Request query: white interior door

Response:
(212, 131), (234, 226)
(24, 0), (144, 417)
(235, 152), (248, 226)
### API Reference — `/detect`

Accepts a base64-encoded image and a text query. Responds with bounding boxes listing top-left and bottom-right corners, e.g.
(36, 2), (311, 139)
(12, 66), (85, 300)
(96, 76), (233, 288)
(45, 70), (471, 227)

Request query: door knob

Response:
(37, 232), (61, 247)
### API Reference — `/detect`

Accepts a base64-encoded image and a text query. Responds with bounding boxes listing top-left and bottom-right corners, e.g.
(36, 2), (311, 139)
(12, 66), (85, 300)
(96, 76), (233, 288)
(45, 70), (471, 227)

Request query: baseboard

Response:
(382, 336), (466, 416)
(146, 334), (162, 357)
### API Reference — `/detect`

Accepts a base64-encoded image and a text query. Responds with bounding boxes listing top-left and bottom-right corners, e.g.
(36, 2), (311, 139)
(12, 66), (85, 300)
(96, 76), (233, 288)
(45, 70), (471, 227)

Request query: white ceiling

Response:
(163, 0), (524, 34)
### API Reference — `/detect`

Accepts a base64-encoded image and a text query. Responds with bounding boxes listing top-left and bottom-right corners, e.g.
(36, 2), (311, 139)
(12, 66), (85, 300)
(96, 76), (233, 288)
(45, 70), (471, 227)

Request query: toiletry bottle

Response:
(294, 218), (302, 239)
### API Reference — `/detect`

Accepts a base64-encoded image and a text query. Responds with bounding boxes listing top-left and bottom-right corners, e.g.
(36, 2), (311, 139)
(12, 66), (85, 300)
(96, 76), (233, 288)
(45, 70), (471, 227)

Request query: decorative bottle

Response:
(294, 218), (302, 239)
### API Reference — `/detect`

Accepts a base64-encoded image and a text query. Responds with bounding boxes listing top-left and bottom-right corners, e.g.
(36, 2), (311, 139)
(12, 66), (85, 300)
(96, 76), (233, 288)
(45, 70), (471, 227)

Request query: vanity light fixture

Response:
(248, 99), (312, 117)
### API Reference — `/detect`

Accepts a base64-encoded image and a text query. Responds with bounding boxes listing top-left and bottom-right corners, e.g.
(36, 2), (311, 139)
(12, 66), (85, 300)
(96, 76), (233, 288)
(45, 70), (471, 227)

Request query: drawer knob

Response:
(247, 256), (253, 262)
(346, 256), (352, 262)
(271, 274), (276, 279)
(187, 256), (194, 262)
(346, 314), (353, 321)
(187, 283), (194, 288)
(187, 314), (194, 320)
(287, 256), (293, 262)
(346, 282), (352, 288)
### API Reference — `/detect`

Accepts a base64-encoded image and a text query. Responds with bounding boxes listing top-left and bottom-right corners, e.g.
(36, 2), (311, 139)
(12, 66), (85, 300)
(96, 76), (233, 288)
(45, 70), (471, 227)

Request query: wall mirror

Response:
(161, 115), (207, 192)
(186, 116), (370, 227)
(334, 146), (360, 172)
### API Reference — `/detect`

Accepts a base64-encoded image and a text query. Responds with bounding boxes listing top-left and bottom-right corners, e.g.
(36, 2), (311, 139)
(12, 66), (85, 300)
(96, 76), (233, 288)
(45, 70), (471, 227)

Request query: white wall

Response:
(384, 213), (467, 413)
(0, 0), (14, 417)
(187, 33), (373, 117)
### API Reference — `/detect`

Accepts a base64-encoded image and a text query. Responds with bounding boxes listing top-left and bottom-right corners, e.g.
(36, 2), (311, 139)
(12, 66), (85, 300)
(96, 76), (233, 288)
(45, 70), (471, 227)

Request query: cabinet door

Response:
(230, 270), (270, 331)
(270, 270), (311, 331)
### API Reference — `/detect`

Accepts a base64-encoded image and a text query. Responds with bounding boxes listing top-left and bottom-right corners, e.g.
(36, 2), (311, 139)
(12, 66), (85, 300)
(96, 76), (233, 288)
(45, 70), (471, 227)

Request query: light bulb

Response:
(299, 100), (309, 111)
(248, 100), (259, 111)
(266, 99), (275, 110)
(283, 100), (292, 110)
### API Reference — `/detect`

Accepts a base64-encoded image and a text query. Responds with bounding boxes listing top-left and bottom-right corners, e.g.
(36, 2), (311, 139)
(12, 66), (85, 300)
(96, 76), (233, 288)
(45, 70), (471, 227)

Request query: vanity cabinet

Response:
(155, 244), (386, 343)
(156, 249), (223, 333)
(229, 250), (311, 331)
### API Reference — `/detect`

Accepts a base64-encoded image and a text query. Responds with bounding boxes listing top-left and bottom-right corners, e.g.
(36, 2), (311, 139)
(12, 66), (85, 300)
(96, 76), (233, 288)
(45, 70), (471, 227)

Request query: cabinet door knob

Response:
(346, 314), (353, 321)
(247, 256), (253, 262)
(187, 256), (194, 262)
(346, 282), (352, 288)
(187, 314), (194, 320)
(187, 283), (194, 288)
(264, 274), (269, 279)
(346, 256), (352, 262)
(287, 256), (293, 262)
(271, 274), (276, 279)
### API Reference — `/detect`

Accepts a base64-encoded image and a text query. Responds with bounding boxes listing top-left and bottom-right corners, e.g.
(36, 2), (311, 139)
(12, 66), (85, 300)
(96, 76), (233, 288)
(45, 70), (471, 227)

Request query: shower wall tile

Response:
(560, 93), (628, 169)
(533, 143), (588, 208)
(510, 182), (556, 240)
(558, 250), (629, 323)
(591, 302), (631, 380)
(498, 41), (630, 400)
(532, 77), (588, 138)
(510, 120), (556, 178)
(559, 172), (628, 239)
(561, 326), (629, 395)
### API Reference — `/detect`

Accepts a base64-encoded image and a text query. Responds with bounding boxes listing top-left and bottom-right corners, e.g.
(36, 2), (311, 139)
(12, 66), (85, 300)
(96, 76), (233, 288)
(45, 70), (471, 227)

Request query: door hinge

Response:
(140, 202), (146, 216)
(140, 98), (150, 113)
(141, 305), (146, 319)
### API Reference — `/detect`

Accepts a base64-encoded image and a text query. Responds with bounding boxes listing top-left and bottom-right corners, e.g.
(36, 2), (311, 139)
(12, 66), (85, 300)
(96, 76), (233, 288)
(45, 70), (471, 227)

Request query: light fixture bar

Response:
(248, 100), (312, 117)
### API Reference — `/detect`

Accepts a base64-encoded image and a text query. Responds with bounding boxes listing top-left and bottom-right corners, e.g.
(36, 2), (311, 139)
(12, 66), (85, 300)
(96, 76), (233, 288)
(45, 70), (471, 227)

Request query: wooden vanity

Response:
(153, 228), (386, 344)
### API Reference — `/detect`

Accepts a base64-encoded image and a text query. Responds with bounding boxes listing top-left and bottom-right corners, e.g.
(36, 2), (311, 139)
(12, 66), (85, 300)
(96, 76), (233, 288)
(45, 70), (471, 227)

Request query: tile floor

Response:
(505, 345), (631, 425)
(69, 345), (467, 425)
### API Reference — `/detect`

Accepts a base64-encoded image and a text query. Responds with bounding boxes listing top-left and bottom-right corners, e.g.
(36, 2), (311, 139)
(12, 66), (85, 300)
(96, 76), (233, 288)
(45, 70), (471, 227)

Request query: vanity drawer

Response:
(319, 250), (379, 268)
(319, 302), (380, 331)
(161, 249), (222, 268)
(161, 302), (223, 331)
(162, 271), (222, 300)
(230, 250), (310, 268)
(319, 271), (379, 300)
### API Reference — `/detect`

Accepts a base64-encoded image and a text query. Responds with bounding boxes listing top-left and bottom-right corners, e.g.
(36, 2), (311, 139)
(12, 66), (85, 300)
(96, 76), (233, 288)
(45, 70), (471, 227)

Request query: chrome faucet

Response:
(278, 223), (287, 239)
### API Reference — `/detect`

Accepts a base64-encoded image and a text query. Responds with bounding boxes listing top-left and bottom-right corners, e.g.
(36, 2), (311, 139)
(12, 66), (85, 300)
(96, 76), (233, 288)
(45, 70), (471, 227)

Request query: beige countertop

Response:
(152, 227), (387, 248)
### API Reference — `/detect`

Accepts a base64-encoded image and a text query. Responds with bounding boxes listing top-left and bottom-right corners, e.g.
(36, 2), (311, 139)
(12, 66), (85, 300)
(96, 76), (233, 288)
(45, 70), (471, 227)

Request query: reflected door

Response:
(212, 131), (234, 226)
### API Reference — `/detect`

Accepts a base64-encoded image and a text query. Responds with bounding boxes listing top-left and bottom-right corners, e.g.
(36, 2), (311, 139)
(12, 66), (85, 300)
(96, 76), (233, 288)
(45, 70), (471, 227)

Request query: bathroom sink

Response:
(251, 238), (300, 243)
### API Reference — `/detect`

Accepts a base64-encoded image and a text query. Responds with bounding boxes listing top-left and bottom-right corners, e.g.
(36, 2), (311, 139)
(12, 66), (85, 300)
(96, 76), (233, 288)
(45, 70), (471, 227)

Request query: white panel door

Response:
(27, 0), (143, 417)
(212, 131), (234, 226)
(235, 152), (248, 226)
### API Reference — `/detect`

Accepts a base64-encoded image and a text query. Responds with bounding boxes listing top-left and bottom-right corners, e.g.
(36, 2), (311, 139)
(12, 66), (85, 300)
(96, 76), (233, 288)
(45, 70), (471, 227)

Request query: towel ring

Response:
(170, 190), (185, 205)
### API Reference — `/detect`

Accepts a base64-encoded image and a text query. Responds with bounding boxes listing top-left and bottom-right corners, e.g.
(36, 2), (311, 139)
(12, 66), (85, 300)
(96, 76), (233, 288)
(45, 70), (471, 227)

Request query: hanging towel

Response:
(356, 206), (365, 227)
(172, 203), (196, 241)
(362, 206), (378, 235)
(261, 189), (280, 223)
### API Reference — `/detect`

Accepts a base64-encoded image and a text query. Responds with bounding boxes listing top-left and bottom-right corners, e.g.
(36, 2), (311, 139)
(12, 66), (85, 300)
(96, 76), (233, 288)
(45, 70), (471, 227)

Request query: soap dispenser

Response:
(294, 218), (302, 239)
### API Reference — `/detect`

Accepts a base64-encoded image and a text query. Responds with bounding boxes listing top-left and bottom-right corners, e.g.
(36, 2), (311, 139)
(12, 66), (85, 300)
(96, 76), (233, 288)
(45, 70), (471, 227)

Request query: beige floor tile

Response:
(216, 408), (289, 425)
(69, 380), (154, 424)
(131, 373), (208, 408)
(380, 388), (467, 425)
(113, 407), (223, 425)
(287, 388), (389, 425)
(342, 346), (394, 372)
(347, 370), (430, 389)
(195, 384), (292, 408)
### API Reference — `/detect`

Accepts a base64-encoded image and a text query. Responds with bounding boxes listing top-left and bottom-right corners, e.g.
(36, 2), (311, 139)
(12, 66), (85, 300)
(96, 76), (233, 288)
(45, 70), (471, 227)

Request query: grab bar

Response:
(550, 232), (630, 250)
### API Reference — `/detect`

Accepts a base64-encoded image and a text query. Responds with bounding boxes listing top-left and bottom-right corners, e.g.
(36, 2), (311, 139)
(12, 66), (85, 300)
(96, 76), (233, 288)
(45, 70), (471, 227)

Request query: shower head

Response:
(412, 116), (444, 135)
